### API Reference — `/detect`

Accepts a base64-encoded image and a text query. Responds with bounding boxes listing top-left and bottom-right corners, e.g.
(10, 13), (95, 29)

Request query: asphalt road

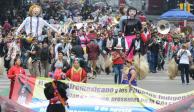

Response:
(0, 68), (194, 97)
(87, 69), (194, 94)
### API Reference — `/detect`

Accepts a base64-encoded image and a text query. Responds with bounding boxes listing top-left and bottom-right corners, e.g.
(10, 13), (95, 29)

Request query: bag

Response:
(177, 50), (186, 70)
(175, 50), (186, 64)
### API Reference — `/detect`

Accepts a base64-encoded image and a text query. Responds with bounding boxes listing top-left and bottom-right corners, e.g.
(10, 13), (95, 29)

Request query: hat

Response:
(114, 45), (123, 50)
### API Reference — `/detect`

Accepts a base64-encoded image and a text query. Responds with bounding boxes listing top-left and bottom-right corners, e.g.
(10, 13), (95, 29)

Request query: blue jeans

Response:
(21, 54), (28, 69)
(113, 64), (123, 84)
(150, 52), (158, 72)
(147, 51), (152, 71)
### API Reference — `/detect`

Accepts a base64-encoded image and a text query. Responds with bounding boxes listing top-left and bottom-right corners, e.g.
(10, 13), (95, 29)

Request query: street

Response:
(1, 68), (193, 97)
(88, 70), (194, 94)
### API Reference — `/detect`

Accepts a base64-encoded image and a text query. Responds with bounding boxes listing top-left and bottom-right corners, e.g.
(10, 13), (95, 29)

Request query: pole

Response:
(184, 20), (187, 27)
(184, 0), (187, 27)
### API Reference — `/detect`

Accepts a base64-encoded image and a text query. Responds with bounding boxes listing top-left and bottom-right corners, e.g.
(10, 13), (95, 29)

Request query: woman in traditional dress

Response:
(66, 58), (87, 83)
(7, 57), (26, 99)
(122, 59), (137, 86)
(120, 6), (142, 59)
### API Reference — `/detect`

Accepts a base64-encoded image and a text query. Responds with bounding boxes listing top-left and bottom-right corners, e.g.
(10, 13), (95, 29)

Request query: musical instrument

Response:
(157, 20), (170, 35)
(112, 15), (120, 26)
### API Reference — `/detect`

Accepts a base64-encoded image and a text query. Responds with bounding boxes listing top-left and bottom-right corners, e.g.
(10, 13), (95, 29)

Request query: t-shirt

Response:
(177, 49), (191, 64)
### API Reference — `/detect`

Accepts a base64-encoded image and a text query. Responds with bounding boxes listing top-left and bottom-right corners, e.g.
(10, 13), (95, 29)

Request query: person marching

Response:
(112, 45), (125, 84)
(120, 6), (142, 59)
(49, 51), (70, 80)
(126, 31), (149, 79)
(7, 56), (26, 99)
(44, 70), (69, 112)
(66, 58), (87, 83)
(177, 44), (192, 85)
(86, 39), (100, 79)
(122, 59), (137, 86)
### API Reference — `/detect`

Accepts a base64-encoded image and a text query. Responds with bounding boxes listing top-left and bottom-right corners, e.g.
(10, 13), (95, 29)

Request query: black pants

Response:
(47, 104), (65, 112)
(179, 64), (190, 84)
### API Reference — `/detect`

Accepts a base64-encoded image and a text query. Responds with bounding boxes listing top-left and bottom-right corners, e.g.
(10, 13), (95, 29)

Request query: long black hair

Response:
(126, 6), (137, 16)
(13, 55), (21, 65)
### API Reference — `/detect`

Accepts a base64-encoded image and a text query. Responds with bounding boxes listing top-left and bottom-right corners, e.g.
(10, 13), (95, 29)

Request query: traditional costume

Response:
(66, 58), (87, 83)
(168, 33), (181, 79)
(133, 54), (149, 80)
(44, 80), (69, 112)
(7, 64), (26, 99)
(120, 7), (142, 59)
(122, 65), (137, 86)
(15, 4), (59, 39)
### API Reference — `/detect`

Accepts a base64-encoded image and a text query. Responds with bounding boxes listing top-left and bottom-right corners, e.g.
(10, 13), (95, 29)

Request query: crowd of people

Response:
(0, 2), (194, 111)
(0, 1), (194, 94)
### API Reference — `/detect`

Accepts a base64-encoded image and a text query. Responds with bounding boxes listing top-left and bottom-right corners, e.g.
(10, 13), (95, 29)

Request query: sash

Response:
(51, 81), (68, 107)
(70, 67), (82, 82)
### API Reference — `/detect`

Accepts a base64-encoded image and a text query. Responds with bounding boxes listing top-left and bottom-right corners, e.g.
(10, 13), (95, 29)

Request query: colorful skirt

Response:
(122, 79), (137, 86)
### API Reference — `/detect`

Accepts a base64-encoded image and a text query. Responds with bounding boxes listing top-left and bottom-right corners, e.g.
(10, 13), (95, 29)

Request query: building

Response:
(147, 0), (166, 15)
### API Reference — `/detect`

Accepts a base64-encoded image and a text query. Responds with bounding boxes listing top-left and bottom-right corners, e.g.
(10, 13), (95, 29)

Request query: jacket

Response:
(86, 42), (100, 60)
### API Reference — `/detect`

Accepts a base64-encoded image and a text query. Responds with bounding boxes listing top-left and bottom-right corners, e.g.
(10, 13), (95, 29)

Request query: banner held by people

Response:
(11, 77), (194, 112)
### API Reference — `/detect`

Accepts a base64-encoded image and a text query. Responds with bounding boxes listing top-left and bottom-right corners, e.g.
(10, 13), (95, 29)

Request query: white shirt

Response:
(16, 17), (59, 37)
(117, 37), (129, 50)
(177, 49), (191, 64)
(117, 37), (122, 47)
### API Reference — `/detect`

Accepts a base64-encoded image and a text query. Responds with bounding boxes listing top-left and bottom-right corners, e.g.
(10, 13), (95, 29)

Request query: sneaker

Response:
(186, 83), (189, 85)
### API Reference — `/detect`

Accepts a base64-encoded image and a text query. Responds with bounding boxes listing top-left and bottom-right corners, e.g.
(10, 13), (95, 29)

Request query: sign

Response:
(11, 77), (194, 112)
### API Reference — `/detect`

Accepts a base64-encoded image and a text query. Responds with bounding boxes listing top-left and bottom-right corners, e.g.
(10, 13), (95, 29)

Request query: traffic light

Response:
(184, 3), (187, 11)
(179, 3), (184, 10)
(179, 2), (193, 13)
(187, 3), (190, 12)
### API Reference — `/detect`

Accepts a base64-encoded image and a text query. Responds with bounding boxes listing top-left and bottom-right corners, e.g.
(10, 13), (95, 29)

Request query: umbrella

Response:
(159, 9), (194, 20)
